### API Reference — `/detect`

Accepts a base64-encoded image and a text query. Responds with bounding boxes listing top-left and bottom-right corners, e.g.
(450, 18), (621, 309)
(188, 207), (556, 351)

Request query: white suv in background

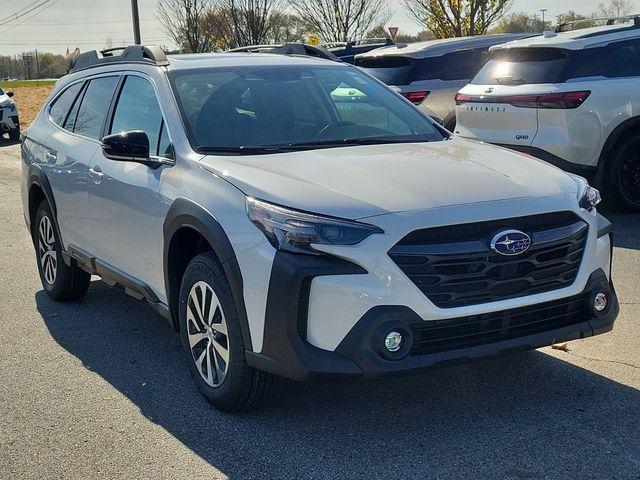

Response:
(455, 17), (640, 210)
(0, 86), (20, 141)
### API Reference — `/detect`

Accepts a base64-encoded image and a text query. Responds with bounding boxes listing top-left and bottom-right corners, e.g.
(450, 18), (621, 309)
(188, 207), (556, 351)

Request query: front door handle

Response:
(88, 165), (103, 184)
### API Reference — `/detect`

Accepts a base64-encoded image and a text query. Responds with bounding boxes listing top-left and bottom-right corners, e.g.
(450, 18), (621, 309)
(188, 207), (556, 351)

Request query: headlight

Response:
(246, 197), (383, 255)
(569, 174), (601, 211)
(9, 104), (16, 113)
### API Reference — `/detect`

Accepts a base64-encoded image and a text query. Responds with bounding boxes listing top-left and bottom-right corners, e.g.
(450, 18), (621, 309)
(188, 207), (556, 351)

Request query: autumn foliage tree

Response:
(402, 0), (512, 38)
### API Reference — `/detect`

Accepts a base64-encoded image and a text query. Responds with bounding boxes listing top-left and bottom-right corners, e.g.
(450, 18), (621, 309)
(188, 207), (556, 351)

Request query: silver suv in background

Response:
(354, 33), (537, 130)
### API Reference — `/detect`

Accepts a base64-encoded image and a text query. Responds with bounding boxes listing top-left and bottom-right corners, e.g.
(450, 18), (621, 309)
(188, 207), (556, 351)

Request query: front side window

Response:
(73, 76), (119, 139)
(110, 75), (166, 156)
(169, 65), (443, 154)
(49, 82), (84, 127)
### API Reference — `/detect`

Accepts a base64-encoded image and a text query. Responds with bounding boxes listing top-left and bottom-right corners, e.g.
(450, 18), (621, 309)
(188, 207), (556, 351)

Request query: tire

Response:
(33, 200), (90, 301)
(608, 133), (640, 211)
(178, 251), (272, 412)
(8, 127), (19, 142)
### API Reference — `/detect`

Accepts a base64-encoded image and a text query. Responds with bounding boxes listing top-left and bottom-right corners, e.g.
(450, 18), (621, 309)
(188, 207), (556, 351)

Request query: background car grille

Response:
(409, 292), (588, 356)
(389, 212), (588, 308)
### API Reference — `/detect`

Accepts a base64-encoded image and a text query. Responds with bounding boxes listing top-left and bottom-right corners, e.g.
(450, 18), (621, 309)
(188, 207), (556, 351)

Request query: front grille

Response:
(410, 292), (588, 356)
(389, 212), (588, 308)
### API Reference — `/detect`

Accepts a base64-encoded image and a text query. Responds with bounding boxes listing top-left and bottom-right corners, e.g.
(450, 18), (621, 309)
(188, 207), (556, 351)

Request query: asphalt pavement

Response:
(0, 142), (639, 479)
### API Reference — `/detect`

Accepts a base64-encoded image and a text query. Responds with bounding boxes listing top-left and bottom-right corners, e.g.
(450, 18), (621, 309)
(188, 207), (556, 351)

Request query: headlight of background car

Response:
(569, 174), (601, 212)
(247, 197), (383, 255)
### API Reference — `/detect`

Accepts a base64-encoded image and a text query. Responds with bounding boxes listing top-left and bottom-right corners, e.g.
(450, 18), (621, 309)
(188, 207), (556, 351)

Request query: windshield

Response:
(169, 64), (444, 154)
(472, 48), (569, 85)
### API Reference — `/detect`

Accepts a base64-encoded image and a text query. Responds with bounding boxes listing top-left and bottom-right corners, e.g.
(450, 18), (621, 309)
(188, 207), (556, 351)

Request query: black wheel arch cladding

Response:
(163, 197), (253, 350)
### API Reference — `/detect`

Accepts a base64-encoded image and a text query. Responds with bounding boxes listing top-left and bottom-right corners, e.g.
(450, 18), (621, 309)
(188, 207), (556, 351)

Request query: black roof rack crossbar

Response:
(226, 42), (341, 62)
(555, 13), (640, 32)
(70, 45), (169, 73)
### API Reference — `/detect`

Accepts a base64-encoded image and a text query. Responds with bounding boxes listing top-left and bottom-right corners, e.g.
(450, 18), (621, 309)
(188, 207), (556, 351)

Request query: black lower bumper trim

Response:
(495, 144), (597, 178)
(250, 267), (618, 381)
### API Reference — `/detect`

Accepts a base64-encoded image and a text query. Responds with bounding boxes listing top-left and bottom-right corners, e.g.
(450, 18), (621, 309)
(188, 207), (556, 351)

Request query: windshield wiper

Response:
(197, 136), (430, 155)
(196, 145), (293, 154)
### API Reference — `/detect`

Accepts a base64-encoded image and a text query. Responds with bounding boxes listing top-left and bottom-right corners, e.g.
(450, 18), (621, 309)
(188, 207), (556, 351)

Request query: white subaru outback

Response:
(455, 17), (640, 211)
(21, 46), (618, 412)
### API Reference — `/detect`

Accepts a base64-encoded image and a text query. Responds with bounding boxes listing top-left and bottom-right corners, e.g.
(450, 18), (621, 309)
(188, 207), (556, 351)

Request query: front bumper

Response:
(246, 267), (618, 381)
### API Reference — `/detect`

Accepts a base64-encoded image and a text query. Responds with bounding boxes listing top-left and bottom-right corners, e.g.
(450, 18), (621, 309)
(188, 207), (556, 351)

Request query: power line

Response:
(0, 0), (60, 33)
(0, 0), (53, 27)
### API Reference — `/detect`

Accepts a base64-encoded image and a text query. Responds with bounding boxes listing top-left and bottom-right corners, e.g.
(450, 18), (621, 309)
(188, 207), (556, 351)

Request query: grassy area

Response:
(2, 84), (55, 127)
(1, 80), (57, 89)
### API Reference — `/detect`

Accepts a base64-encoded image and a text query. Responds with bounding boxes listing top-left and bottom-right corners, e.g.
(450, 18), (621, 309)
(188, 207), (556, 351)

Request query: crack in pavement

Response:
(564, 351), (640, 370)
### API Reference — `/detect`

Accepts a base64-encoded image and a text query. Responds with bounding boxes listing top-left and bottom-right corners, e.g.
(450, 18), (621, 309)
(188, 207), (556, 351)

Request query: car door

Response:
(44, 76), (119, 256)
(88, 73), (173, 298)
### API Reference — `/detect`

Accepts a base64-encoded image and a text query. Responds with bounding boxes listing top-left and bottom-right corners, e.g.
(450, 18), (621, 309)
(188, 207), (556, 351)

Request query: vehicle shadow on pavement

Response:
(36, 283), (640, 480)
(603, 210), (640, 250)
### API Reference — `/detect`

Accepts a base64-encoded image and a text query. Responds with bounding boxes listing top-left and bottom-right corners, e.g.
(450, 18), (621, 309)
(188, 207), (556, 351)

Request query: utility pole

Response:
(540, 9), (547, 30)
(131, 0), (141, 44)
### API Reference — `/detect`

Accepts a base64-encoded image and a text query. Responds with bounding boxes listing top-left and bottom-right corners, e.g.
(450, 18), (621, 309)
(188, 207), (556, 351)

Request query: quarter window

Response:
(110, 75), (167, 156)
(49, 82), (84, 127)
(73, 76), (119, 139)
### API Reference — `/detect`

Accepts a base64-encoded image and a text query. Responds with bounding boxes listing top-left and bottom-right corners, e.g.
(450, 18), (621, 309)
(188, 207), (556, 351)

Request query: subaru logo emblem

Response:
(490, 230), (531, 256)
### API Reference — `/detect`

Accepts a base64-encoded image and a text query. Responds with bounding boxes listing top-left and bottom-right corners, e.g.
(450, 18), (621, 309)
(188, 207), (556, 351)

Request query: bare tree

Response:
(402, 0), (512, 38)
(220, 0), (283, 47)
(289, 0), (389, 42)
(597, 0), (634, 17)
(156, 0), (216, 53)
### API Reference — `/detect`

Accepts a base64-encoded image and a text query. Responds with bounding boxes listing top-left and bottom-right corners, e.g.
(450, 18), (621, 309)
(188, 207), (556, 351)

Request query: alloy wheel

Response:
(38, 215), (57, 285)
(620, 148), (640, 207)
(186, 281), (230, 387)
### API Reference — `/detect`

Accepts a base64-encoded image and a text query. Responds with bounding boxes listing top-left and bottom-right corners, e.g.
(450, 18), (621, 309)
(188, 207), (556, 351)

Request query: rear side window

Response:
(568, 39), (640, 79)
(472, 48), (568, 85)
(355, 56), (414, 85)
(49, 82), (84, 127)
(110, 75), (165, 156)
(73, 76), (119, 139)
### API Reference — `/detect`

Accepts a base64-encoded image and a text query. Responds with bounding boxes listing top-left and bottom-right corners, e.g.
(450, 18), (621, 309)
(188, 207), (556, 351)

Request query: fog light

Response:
(594, 292), (608, 312)
(384, 331), (403, 352)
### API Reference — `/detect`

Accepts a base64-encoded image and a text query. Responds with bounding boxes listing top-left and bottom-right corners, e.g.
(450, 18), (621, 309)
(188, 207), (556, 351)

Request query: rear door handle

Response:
(88, 165), (103, 183)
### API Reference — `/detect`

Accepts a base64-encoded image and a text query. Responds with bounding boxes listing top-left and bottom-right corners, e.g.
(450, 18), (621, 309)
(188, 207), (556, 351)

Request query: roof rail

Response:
(226, 42), (341, 62)
(555, 13), (640, 32)
(70, 45), (169, 73)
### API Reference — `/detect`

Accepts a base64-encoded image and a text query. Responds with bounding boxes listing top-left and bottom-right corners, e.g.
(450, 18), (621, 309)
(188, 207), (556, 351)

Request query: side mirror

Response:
(6, 91), (14, 97)
(101, 130), (171, 168)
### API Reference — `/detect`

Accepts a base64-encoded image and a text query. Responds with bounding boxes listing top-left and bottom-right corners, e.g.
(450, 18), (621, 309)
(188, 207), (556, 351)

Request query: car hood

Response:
(0, 94), (13, 108)
(199, 138), (578, 219)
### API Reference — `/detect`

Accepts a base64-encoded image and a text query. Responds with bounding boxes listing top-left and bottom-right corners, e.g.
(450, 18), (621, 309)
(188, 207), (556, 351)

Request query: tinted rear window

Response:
(472, 48), (568, 85)
(414, 50), (482, 81)
(355, 56), (414, 85)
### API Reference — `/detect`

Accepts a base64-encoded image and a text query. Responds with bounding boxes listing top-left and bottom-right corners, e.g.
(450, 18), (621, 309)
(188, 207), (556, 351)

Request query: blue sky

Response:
(0, 0), (633, 56)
